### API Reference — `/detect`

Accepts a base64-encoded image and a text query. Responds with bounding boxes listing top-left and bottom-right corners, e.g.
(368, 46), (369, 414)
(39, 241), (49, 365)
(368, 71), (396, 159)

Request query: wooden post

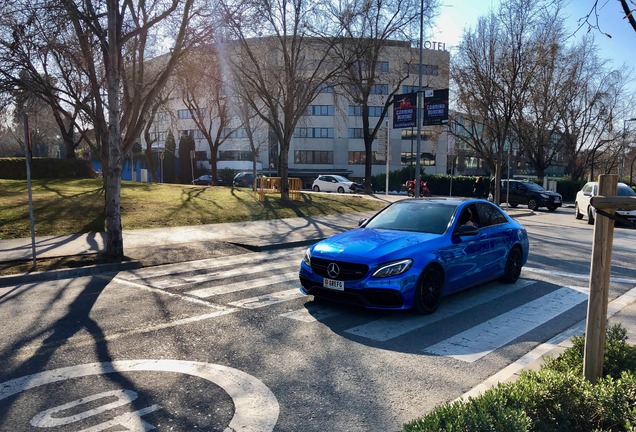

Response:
(583, 174), (618, 382)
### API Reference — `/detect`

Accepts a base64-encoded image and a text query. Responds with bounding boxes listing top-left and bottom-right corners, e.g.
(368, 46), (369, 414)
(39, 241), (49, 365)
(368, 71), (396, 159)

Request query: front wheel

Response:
(575, 203), (583, 220)
(414, 266), (444, 315)
(500, 247), (522, 284)
(547, 206), (557, 212)
(588, 207), (595, 225)
(528, 199), (538, 211)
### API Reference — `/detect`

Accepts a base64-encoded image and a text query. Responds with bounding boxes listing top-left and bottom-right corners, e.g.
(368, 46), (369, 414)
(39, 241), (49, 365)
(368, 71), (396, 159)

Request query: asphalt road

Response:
(0, 207), (635, 432)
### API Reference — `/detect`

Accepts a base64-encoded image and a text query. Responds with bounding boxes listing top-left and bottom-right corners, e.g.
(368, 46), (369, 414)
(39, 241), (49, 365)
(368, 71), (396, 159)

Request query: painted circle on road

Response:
(0, 359), (279, 431)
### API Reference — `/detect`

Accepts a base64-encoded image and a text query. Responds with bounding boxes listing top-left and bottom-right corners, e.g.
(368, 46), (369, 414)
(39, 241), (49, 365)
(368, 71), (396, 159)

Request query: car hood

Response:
(312, 228), (441, 262)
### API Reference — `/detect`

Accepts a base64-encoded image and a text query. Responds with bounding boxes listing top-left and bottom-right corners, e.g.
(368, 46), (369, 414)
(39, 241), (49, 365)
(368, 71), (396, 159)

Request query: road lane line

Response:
(151, 261), (295, 289)
(189, 272), (299, 298)
(523, 266), (636, 285)
(344, 279), (536, 341)
(424, 286), (588, 362)
(228, 289), (304, 309)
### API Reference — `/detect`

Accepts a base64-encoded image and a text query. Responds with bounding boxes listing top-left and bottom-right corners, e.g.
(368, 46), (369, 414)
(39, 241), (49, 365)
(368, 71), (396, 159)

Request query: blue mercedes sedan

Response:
(299, 198), (529, 314)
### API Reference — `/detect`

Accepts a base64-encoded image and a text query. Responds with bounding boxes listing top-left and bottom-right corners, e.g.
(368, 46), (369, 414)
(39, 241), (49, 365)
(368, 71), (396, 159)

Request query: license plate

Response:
(323, 278), (344, 291)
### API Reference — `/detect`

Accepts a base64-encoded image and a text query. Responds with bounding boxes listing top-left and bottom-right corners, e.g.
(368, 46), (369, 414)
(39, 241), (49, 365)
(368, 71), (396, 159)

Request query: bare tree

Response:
(452, 0), (554, 204)
(175, 48), (238, 185)
(223, 0), (345, 200)
(0, 0), (214, 259)
(330, 0), (438, 193)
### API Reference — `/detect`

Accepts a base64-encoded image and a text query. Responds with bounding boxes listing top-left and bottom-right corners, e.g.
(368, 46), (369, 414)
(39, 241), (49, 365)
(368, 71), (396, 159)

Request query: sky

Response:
(427, 0), (636, 99)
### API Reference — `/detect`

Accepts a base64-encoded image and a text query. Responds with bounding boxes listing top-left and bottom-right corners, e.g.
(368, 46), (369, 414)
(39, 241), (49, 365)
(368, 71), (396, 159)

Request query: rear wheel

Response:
(313, 185), (320, 192)
(337, 186), (345, 193)
(575, 203), (583, 220)
(414, 266), (444, 315)
(500, 247), (522, 284)
(528, 199), (538, 211)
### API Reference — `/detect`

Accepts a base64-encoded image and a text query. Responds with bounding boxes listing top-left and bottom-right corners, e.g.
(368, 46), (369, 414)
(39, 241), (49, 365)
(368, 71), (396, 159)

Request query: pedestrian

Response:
(473, 176), (485, 198)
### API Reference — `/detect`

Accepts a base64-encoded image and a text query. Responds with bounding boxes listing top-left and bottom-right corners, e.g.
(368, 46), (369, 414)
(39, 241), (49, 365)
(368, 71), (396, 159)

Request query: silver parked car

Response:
(575, 181), (636, 225)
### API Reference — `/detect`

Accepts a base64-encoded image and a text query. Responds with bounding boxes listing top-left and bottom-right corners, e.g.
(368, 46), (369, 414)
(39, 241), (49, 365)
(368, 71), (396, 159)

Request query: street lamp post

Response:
(621, 118), (636, 181)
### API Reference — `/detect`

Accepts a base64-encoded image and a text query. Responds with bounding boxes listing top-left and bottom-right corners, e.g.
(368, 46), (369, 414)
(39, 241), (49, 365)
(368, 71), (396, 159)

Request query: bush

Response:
(0, 157), (96, 179)
(404, 324), (636, 431)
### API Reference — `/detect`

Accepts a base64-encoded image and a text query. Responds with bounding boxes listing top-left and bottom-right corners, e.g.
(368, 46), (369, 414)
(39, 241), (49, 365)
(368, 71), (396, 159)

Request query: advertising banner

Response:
(393, 92), (417, 128)
(423, 88), (449, 126)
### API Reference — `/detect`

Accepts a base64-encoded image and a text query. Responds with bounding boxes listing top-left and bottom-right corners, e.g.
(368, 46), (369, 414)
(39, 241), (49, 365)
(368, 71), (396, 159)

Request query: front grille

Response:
(310, 257), (369, 281)
(299, 275), (404, 308)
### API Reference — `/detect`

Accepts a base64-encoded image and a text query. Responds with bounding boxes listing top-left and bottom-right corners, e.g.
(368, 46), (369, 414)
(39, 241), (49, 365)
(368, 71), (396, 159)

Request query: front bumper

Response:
(298, 264), (412, 310)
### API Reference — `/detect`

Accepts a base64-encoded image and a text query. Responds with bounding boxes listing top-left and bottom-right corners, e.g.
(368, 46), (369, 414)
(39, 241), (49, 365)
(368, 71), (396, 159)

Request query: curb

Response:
(0, 260), (142, 287)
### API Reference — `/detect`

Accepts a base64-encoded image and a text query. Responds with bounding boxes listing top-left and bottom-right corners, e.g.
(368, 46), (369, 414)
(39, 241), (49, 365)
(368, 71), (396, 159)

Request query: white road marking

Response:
(118, 248), (302, 281)
(424, 286), (588, 362)
(151, 261), (294, 289)
(107, 276), (229, 309)
(189, 272), (299, 298)
(344, 279), (536, 341)
(0, 360), (279, 432)
(229, 289), (304, 309)
(523, 266), (636, 285)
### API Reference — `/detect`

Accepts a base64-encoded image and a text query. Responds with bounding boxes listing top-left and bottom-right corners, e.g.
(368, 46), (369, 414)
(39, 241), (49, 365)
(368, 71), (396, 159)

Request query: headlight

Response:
(372, 259), (413, 278)
(540, 193), (549, 199)
(302, 248), (311, 266)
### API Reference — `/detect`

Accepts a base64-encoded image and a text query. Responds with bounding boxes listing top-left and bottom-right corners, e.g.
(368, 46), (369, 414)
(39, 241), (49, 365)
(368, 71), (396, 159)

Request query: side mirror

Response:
(454, 225), (479, 237)
(358, 218), (367, 227)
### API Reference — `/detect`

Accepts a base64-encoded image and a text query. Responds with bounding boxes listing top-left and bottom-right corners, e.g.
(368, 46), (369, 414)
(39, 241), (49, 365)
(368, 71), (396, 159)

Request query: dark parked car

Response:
(499, 180), (562, 211)
(233, 172), (255, 188)
(192, 175), (225, 186)
(299, 198), (529, 314)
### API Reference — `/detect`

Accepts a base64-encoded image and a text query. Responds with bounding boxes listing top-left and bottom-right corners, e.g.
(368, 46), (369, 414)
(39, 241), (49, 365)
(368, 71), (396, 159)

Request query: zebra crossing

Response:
(114, 247), (592, 363)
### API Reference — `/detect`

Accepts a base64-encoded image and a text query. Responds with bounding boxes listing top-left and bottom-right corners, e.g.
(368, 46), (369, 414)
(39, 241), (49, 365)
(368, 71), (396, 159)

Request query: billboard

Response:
(392, 92), (417, 128)
(423, 88), (449, 126)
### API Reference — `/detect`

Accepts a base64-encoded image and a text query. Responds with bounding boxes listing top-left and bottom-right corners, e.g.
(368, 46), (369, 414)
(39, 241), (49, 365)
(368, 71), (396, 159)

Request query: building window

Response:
(306, 105), (334, 116)
(348, 128), (364, 139)
(401, 152), (436, 166)
(376, 61), (389, 73)
(318, 83), (335, 93)
(370, 84), (389, 95)
(149, 131), (167, 141)
(294, 150), (333, 164)
(348, 151), (382, 165)
(194, 151), (207, 160)
(178, 109), (192, 119)
(294, 128), (334, 138)
(219, 150), (255, 161)
(403, 63), (439, 76)
(222, 128), (249, 138)
(155, 112), (169, 122)
(348, 106), (384, 117)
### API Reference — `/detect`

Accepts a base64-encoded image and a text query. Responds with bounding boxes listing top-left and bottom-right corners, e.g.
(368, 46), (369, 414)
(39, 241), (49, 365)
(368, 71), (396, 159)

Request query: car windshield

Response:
(524, 182), (545, 191)
(364, 200), (457, 234)
(618, 185), (636, 197)
(332, 175), (350, 183)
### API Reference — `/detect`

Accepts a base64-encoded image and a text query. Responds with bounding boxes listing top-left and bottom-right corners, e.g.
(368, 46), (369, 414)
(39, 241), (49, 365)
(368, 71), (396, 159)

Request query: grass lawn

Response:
(0, 179), (387, 240)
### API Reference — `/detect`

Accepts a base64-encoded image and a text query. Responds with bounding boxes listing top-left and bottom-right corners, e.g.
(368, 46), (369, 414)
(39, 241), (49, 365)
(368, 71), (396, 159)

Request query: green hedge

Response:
(371, 168), (586, 202)
(404, 324), (636, 432)
(0, 158), (96, 179)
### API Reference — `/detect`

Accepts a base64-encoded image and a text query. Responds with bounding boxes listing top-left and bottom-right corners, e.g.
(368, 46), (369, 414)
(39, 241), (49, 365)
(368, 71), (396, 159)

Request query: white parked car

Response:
(311, 175), (362, 193)
(575, 181), (636, 225)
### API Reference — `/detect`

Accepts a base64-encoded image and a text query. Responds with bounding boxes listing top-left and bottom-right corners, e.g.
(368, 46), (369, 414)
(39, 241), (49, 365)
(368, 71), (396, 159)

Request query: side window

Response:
(476, 203), (507, 227)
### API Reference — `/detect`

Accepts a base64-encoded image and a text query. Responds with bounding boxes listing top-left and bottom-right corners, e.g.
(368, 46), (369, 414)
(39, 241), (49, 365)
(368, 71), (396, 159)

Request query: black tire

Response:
(337, 186), (345, 193)
(528, 199), (538, 211)
(588, 207), (595, 225)
(547, 206), (557, 212)
(414, 266), (444, 315)
(500, 247), (522, 284)
(575, 203), (583, 220)
(313, 185), (320, 192)
(509, 203), (519, 208)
